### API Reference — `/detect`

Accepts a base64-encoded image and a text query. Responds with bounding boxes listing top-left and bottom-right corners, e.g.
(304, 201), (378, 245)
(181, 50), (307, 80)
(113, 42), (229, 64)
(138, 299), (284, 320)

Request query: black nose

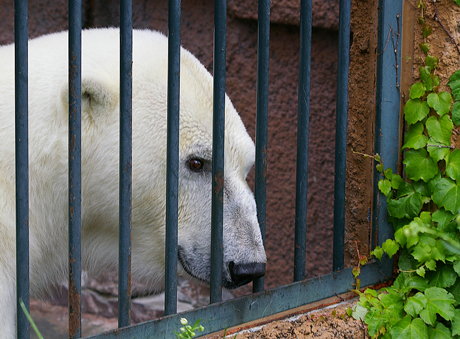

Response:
(229, 262), (266, 286)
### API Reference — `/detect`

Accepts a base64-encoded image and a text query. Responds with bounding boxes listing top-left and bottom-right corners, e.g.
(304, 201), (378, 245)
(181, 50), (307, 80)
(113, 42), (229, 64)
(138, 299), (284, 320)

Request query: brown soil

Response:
(204, 300), (369, 339)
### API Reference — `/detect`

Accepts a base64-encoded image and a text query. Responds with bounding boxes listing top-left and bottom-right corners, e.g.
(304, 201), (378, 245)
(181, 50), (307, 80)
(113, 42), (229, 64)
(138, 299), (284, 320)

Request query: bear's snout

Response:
(228, 261), (266, 287)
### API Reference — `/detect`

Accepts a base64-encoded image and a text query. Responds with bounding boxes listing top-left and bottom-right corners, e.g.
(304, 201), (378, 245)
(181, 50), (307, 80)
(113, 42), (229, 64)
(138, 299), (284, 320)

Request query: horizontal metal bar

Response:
(15, 0), (29, 337)
(332, 0), (351, 272)
(84, 257), (393, 339)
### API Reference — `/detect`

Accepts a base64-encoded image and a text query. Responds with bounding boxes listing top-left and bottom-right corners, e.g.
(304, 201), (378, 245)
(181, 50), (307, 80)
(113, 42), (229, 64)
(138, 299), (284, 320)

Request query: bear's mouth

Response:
(177, 246), (242, 289)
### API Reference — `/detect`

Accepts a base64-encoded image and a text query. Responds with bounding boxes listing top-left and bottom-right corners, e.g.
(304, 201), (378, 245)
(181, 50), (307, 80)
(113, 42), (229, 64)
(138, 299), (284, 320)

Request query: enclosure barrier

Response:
(14, 0), (402, 338)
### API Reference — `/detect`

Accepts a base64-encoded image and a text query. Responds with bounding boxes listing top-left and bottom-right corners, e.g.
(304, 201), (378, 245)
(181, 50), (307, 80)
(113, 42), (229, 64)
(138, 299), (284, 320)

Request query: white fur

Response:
(0, 28), (266, 337)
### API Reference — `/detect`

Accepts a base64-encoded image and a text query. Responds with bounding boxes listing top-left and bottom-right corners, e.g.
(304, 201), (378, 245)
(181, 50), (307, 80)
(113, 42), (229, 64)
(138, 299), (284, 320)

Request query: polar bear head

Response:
(63, 29), (266, 291)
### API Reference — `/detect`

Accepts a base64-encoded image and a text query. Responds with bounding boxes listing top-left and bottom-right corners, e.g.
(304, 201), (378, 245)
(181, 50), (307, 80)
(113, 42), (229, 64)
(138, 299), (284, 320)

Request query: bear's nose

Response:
(229, 262), (266, 286)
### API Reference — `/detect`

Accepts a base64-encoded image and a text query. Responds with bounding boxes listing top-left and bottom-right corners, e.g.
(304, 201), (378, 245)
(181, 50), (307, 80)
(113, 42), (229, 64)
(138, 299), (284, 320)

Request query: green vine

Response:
(349, 5), (460, 338)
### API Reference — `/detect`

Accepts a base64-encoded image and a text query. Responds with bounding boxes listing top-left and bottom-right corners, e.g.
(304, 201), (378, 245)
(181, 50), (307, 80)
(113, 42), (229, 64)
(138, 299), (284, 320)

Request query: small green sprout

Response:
(174, 318), (204, 339)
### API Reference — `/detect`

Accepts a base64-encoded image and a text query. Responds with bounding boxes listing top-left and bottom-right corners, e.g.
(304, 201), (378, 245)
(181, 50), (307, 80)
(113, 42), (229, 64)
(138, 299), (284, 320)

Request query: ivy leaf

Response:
(432, 177), (460, 214)
(404, 99), (430, 125)
(371, 246), (384, 260)
(390, 316), (428, 339)
(427, 92), (452, 117)
(427, 139), (451, 163)
(422, 287), (456, 322)
(426, 264), (457, 288)
(452, 309), (460, 336)
(447, 278), (460, 307)
(410, 82), (426, 99)
(448, 70), (460, 101)
(379, 179), (392, 196)
(454, 261), (460, 276)
(446, 149), (460, 181)
(452, 101), (460, 126)
(420, 66), (434, 92)
(425, 259), (436, 271)
(427, 323), (452, 339)
(403, 149), (439, 183)
(364, 307), (386, 336)
(380, 291), (405, 325)
(387, 190), (423, 219)
(399, 250), (418, 270)
(382, 239), (399, 258)
(393, 272), (429, 294)
(425, 115), (453, 145)
(432, 208), (455, 231)
(419, 42), (430, 54)
(403, 122), (428, 149)
(404, 292), (427, 317)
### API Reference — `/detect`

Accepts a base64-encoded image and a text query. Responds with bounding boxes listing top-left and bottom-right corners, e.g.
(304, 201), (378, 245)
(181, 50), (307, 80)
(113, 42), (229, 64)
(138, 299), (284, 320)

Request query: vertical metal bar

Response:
(118, 0), (133, 328)
(68, 0), (82, 337)
(373, 0), (402, 249)
(15, 0), (29, 338)
(252, 0), (270, 293)
(165, 0), (181, 316)
(293, 0), (312, 282)
(332, 0), (351, 272)
(210, 0), (227, 304)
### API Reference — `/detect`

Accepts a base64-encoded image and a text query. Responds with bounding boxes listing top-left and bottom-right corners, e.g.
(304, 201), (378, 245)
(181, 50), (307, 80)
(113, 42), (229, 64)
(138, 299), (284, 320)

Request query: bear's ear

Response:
(60, 78), (119, 119)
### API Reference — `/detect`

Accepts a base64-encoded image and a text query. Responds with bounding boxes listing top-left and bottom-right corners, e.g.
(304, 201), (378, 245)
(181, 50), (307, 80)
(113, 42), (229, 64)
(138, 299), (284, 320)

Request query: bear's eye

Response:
(188, 158), (204, 172)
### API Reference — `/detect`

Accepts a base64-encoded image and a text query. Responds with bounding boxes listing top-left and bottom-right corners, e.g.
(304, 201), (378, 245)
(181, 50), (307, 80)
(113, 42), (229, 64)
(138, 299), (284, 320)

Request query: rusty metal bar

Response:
(210, 0), (227, 304)
(68, 0), (82, 337)
(15, 0), (30, 337)
(118, 0), (133, 328)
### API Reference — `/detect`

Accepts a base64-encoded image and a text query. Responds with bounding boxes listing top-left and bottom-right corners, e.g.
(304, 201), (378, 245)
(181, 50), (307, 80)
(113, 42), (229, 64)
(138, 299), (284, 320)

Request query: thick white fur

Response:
(0, 28), (266, 337)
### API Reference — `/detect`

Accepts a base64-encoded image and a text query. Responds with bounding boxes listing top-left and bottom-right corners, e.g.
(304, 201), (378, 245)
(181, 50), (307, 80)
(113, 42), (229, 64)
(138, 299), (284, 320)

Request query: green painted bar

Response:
(165, 0), (181, 316)
(253, 0), (270, 293)
(294, 0), (312, 282)
(332, 0), (351, 272)
(85, 258), (393, 339)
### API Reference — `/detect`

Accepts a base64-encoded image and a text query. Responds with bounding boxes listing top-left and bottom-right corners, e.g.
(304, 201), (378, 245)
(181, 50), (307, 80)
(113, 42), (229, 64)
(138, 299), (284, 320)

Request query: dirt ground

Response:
(205, 299), (369, 339)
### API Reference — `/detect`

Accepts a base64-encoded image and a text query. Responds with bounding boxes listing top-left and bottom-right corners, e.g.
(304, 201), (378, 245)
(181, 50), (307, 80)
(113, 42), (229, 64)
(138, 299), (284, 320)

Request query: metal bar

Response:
(253, 0), (270, 293)
(293, 0), (312, 282)
(372, 0), (402, 249)
(332, 0), (351, 272)
(85, 259), (393, 339)
(210, 0), (227, 304)
(68, 0), (82, 337)
(15, 0), (29, 337)
(118, 0), (133, 328)
(165, 0), (181, 316)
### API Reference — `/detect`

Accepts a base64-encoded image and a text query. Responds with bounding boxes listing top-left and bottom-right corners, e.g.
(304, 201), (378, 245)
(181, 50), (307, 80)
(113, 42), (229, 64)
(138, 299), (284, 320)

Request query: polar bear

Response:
(0, 28), (266, 337)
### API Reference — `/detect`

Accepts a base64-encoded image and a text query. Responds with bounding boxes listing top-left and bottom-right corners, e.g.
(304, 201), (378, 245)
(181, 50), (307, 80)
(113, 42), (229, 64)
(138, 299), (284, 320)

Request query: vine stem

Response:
(432, 0), (460, 57)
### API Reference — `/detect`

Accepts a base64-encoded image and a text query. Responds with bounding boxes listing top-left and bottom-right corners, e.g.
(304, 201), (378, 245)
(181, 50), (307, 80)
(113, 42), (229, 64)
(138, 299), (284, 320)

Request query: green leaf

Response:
(379, 291), (405, 325)
(423, 25), (433, 39)
(425, 54), (438, 69)
(420, 66), (434, 92)
(371, 246), (384, 260)
(425, 259), (436, 271)
(422, 287), (456, 322)
(454, 260), (460, 276)
(427, 323), (452, 339)
(432, 177), (460, 214)
(447, 278), (460, 307)
(364, 307), (386, 336)
(403, 122), (428, 149)
(404, 99), (430, 125)
(425, 115), (453, 145)
(426, 264), (457, 288)
(379, 179), (392, 196)
(448, 70), (460, 101)
(390, 316), (428, 339)
(453, 309), (460, 336)
(452, 101), (460, 126)
(433, 208), (456, 231)
(427, 138), (451, 163)
(388, 191), (423, 219)
(403, 149), (439, 183)
(393, 272), (429, 294)
(399, 250), (418, 270)
(446, 149), (460, 181)
(404, 292), (427, 317)
(382, 239), (399, 258)
(410, 82), (426, 99)
(427, 92), (452, 117)
(352, 304), (368, 320)
(419, 42), (430, 54)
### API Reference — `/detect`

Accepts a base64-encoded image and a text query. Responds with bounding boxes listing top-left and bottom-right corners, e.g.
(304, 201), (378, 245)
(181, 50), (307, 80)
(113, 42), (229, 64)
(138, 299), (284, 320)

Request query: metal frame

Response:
(13, 0), (403, 337)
